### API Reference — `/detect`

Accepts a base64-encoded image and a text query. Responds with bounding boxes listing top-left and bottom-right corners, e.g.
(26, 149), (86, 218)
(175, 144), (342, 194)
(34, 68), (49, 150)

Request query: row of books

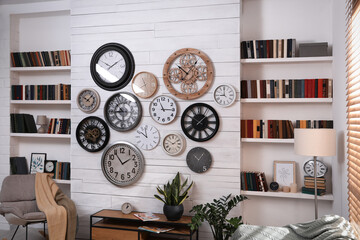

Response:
(47, 118), (71, 134)
(240, 79), (333, 99)
(53, 161), (71, 180)
(11, 84), (71, 101)
(295, 120), (333, 129)
(241, 171), (268, 192)
(241, 120), (294, 139)
(241, 39), (296, 59)
(302, 177), (326, 196)
(10, 113), (37, 133)
(11, 50), (71, 67)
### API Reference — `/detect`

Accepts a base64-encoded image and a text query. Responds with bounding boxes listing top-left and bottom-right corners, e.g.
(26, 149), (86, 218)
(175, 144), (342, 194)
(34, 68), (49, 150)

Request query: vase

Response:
(163, 204), (184, 221)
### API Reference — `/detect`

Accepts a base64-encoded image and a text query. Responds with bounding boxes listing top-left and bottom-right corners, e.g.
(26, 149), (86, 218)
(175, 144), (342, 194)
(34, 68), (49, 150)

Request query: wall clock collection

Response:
(75, 43), (236, 187)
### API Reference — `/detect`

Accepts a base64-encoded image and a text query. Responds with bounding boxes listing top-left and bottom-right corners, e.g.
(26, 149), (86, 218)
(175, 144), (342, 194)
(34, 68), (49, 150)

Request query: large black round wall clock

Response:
(104, 92), (142, 132)
(181, 103), (220, 142)
(90, 43), (135, 91)
(76, 116), (110, 152)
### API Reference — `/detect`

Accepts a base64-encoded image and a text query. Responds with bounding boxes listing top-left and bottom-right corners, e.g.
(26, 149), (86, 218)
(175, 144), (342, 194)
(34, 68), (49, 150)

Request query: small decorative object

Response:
(181, 103), (219, 142)
(269, 181), (279, 191)
(186, 147), (212, 173)
(162, 132), (186, 156)
(273, 161), (296, 188)
(163, 48), (214, 100)
(101, 141), (145, 186)
(76, 116), (110, 152)
(44, 160), (57, 174)
(299, 42), (329, 57)
(189, 194), (247, 240)
(290, 183), (298, 193)
(149, 95), (177, 125)
(36, 115), (47, 133)
(77, 88), (101, 113)
(121, 202), (133, 214)
(104, 92), (142, 131)
(213, 84), (236, 107)
(135, 124), (160, 150)
(154, 172), (193, 221)
(282, 186), (290, 192)
(131, 71), (158, 98)
(90, 42), (135, 91)
(303, 159), (328, 178)
(30, 153), (46, 174)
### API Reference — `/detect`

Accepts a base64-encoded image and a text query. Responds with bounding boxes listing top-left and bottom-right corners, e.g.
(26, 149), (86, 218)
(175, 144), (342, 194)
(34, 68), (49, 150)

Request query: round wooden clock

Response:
(135, 124), (160, 150)
(303, 159), (328, 177)
(90, 42), (135, 91)
(76, 116), (110, 152)
(101, 141), (145, 186)
(104, 92), (142, 132)
(149, 95), (177, 125)
(181, 103), (220, 142)
(213, 84), (236, 107)
(131, 71), (158, 98)
(162, 132), (186, 156)
(163, 48), (214, 100)
(186, 147), (212, 173)
(77, 88), (101, 113)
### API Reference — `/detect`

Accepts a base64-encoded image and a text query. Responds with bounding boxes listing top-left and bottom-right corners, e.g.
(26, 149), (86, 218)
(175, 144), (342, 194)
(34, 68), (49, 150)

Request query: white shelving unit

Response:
(10, 66), (71, 72)
(240, 56), (333, 64)
(241, 138), (294, 144)
(10, 100), (71, 105)
(241, 190), (334, 201)
(10, 133), (71, 139)
(241, 98), (332, 103)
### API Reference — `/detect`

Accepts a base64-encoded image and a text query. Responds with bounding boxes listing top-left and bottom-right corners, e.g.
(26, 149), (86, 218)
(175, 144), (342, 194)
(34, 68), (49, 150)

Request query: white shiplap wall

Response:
(70, 0), (241, 238)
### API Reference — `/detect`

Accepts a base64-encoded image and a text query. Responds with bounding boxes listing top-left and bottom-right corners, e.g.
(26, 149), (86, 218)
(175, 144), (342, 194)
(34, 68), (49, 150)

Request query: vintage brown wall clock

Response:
(163, 48), (214, 100)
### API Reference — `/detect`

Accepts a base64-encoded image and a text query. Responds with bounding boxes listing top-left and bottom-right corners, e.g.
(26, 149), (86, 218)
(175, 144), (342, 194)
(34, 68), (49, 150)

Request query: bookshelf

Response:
(241, 190), (334, 201)
(9, 10), (71, 196)
(240, 56), (333, 64)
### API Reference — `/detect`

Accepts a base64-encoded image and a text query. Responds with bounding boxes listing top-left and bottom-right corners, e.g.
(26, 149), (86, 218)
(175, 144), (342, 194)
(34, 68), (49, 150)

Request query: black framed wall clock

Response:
(186, 147), (212, 173)
(104, 92), (142, 132)
(77, 88), (101, 113)
(90, 43), (135, 91)
(149, 95), (177, 125)
(181, 103), (220, 142)
(101, 141), (145, 187)
(76, 116), (110, 152)
(44, 160), (57, 174)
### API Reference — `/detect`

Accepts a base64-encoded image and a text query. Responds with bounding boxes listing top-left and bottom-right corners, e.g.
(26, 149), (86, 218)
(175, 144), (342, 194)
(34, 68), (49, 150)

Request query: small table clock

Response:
(121, 202), (133, 214)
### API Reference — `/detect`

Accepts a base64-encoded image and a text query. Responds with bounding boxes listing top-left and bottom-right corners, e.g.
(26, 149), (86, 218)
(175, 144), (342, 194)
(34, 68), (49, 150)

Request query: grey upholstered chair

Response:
(0, 174), (46, 240)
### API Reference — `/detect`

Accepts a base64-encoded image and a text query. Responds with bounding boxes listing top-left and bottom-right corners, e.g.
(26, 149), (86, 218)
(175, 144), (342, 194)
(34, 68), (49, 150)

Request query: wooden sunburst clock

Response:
(163, 48), (214, 100)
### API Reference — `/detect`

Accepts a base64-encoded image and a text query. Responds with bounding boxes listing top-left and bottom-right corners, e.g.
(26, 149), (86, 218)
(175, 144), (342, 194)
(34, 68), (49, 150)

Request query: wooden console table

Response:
(90, 209), (199, 240)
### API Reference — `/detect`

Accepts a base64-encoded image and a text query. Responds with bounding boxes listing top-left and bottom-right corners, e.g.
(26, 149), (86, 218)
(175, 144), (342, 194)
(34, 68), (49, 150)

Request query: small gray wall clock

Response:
(135, 124), (160, 150)
(213, 84), (236, 107)
(101, 141), (145, 186)
(186, 147), (212, 173)
(104, 92), (142, 132)
(77, 88), (101, 113)
(90, 42), (135, 91)
(149, 95), (177, 125)
(76, 116), (110, 152)
(131, 71), (158, 99)
(162, 132), (186, 156)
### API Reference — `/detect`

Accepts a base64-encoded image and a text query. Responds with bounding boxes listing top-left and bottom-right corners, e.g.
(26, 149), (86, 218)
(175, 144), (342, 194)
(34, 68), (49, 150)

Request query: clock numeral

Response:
(127, 172), (131, 179)
(120, 147), (125, 154)
(132, 168), (136, 174)
(110, 167), (114, 173)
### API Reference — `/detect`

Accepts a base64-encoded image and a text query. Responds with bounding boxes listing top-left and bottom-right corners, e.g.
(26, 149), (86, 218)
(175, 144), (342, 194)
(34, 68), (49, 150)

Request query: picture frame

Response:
(273, 161), (296, 187)
(30, 153), (46, 174)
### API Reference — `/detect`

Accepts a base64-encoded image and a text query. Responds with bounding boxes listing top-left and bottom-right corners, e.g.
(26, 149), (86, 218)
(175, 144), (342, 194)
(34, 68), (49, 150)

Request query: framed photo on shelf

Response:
(30, 153), (46, 174)
(273, 161), (296, 187)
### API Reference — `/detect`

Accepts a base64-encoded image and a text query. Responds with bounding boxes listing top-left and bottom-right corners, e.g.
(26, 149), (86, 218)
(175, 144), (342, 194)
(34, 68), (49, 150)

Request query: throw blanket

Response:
(231, 215), (356, 240)
(35, 173), (77, 240)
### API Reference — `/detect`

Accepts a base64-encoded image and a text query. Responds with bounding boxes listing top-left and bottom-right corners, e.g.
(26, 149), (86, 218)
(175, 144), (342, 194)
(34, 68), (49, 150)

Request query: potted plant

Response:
(154, 172), (194, 221)
(189, 194), (247, 240)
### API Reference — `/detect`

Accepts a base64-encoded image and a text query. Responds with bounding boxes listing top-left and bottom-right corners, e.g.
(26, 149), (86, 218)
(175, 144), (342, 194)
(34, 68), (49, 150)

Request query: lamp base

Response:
(37, 125), (47, 134)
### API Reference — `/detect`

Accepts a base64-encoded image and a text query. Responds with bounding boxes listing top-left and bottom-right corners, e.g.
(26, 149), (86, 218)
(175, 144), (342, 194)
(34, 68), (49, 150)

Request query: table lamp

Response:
(294, 128), (336, 219)
(36, 115), (47, 133)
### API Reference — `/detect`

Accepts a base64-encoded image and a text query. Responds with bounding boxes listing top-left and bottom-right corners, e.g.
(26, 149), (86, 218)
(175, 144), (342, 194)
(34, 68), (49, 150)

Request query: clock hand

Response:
(193, 154), (199, 161)
(107, 60), (121, 70)
(99, 59), (111, 67)
(159, 102), (165, 112)
(198, 153), (204, 160)
(186, 115), (200, 124)
(176, 64), (188, 75)
(196, 116), (207, 125)
(122, 158), (132, 165)
(187, 60), (198, 73)
(142, 78), (147, 88)
(115, 153), (124, 165)
(144, 128), (148, 138)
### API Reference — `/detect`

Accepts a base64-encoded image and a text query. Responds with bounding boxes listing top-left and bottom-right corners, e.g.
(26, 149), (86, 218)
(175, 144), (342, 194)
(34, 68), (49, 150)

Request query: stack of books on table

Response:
(302, 176), (326, 196)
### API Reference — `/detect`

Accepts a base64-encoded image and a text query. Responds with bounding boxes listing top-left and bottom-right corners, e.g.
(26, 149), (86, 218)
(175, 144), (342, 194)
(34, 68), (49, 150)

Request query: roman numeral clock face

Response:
(181, 103), (220, 142)
(303, 160), (328, 177)
(213, 84), (236, 107)
(104, 92), (142, 132)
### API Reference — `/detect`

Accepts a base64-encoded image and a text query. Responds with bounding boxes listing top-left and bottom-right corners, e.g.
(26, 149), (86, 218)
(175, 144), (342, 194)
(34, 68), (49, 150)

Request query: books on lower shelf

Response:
(11, 50), (71, 67)
(53, 161), (71, 180)
(295, 120), (333, 129)
(302, 177), (326, 196)
(10, 113), (37, 133)
(138, 226), (174, 234)
(241, 120), (294, 139)
(11, 84), (71, 100)
(241, 171), (268, 192)
(47, 118), (71, 134)
(240, 79), (332, 99)
(241, 39), (296, 59)
(134, 213), (160, 221)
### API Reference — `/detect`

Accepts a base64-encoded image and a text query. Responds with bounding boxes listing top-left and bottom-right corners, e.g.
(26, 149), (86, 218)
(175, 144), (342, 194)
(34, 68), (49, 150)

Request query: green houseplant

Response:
(189, 194), (247, 240)
(154, 172), (194, 221)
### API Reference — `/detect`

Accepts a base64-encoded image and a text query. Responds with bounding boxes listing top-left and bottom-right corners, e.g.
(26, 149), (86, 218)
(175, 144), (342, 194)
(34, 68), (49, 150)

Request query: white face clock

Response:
(162, 132), (186, 156)
(77, 88), (101, 113)
(213, 84), (236, 107)
(135, 124), (160, 150)
(303, 159), (328, 177)
(149, 95), (177, 125)
(121, 202), (133, 214)
(44, 161), (55, 173)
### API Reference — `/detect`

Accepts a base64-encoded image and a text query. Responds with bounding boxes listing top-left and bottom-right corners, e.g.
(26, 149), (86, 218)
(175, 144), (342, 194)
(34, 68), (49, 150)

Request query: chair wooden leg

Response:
(10, 225), (19, 240)
(25, 225), (28, 240)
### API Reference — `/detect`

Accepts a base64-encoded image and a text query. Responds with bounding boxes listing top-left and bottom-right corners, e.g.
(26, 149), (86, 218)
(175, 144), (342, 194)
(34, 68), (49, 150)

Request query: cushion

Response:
(0, 174), (36, 202)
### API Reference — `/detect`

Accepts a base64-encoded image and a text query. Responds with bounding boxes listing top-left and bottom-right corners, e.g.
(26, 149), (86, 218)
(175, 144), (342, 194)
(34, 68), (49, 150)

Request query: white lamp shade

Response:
(294, 128), (336, 156)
